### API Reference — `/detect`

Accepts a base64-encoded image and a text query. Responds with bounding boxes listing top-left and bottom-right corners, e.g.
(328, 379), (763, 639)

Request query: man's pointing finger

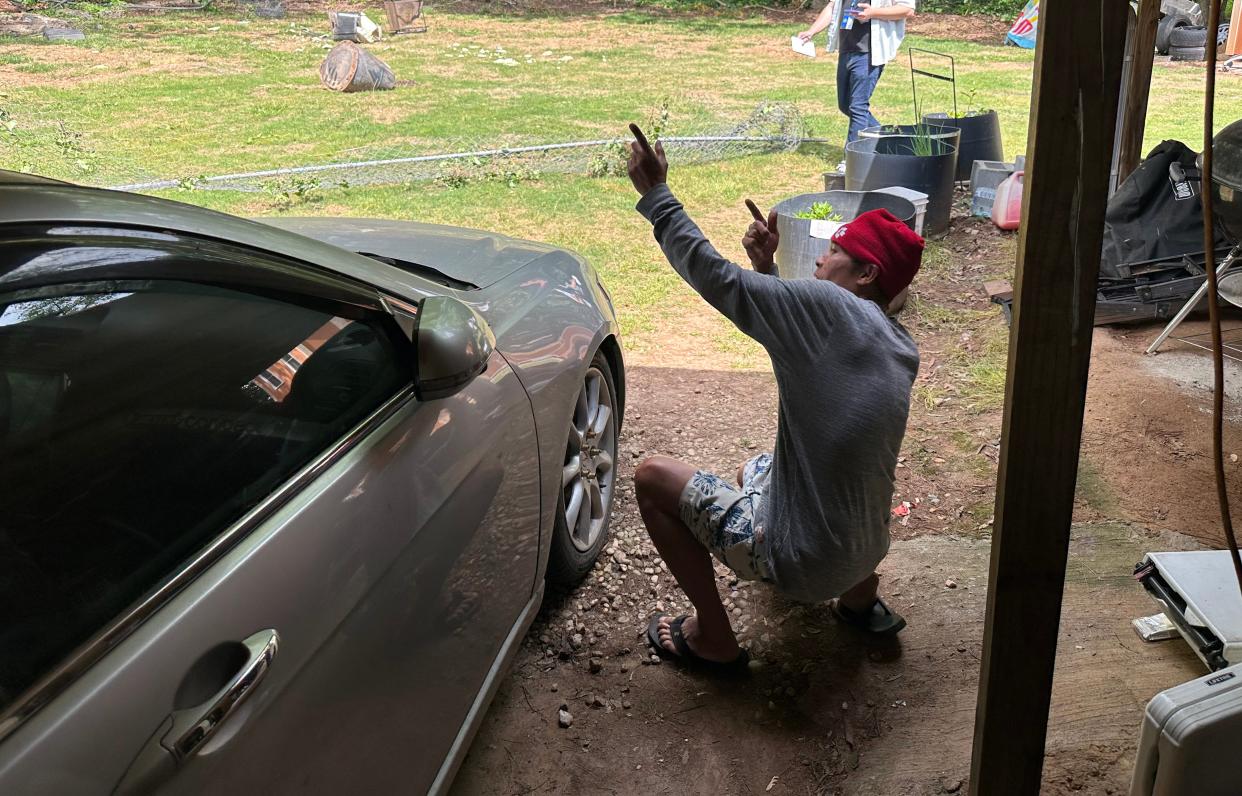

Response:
(629, 123), (652, 154)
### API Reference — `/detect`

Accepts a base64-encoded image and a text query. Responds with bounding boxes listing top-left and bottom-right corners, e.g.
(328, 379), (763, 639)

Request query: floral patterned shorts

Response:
(678, 453), (774, 582)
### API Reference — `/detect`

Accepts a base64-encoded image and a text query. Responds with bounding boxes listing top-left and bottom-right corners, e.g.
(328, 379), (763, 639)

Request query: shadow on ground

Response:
(449, 366), (1205, 796)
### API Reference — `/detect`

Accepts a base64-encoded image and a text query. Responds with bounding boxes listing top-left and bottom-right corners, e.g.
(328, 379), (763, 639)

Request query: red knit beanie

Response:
(830, 209), (925, 300)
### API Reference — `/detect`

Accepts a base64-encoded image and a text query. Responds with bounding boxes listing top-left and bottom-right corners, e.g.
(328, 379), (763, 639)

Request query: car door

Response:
(0, 228), (542, 794)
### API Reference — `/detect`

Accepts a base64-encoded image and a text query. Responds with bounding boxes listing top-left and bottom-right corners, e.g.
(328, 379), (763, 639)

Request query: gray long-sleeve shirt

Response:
(637, 184), (919, 602)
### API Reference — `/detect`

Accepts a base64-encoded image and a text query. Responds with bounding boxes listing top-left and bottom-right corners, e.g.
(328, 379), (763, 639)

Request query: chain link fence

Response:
(99, 101), (815, 193)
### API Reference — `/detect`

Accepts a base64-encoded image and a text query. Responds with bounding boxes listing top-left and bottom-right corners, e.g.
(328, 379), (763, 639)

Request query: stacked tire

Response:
(1170, 24), (1209, 60)
(1158, 11), (1209, 60)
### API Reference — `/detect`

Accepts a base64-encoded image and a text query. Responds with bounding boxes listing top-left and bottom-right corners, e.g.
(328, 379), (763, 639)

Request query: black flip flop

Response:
(830, 598), (907, 636)
(645, 613), (751, 674)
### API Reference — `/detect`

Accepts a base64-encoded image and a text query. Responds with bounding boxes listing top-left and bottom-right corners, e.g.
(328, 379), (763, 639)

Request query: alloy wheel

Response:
(561, 366), (616, 553)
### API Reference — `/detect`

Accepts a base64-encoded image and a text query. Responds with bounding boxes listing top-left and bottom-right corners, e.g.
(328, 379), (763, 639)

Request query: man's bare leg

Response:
(839, 572), (880, 612)
(635, 455), (742, 663)
(834, 569), (905, 634)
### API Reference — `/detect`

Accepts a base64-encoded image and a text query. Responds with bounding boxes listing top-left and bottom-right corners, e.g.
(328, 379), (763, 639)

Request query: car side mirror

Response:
(412, 295), (495, 401)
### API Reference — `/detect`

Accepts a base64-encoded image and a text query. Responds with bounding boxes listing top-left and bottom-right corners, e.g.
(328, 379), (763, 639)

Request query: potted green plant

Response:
(860, 122), (961, 155)
(771, 190), (917, 279)
(843, 126), (959, 238)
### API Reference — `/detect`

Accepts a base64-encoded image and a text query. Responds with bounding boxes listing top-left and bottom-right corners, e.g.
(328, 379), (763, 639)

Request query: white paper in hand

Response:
(791, 35), (816, 58)
(809, 219), (843, 239)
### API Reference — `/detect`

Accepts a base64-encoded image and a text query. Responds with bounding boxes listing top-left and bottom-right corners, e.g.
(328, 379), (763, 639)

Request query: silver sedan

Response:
(0, 171), (624, 794)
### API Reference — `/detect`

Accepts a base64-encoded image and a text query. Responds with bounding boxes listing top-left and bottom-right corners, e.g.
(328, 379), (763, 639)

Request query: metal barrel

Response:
(772, 190), (917, 280)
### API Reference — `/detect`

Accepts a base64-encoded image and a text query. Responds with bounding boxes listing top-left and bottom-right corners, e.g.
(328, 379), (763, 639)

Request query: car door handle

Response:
(164, 629), (280, 761)
(113, 630), (280, 795)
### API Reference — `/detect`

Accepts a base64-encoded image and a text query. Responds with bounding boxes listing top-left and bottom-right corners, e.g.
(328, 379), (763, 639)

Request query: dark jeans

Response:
(837, 50), (884, 150)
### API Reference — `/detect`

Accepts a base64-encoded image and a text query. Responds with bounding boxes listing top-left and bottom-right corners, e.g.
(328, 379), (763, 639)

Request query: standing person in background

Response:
(798, 0), (916, 171)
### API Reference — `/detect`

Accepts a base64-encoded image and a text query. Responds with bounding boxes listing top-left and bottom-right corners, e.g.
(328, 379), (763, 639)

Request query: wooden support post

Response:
(1229, 0), (1242, 56)
(967, 0), (1128, 793)
(1117, 0), (1162, 184)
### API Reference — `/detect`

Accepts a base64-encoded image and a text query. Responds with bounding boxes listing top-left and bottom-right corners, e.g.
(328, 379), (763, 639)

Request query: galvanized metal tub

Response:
(772, 190), (917, 280)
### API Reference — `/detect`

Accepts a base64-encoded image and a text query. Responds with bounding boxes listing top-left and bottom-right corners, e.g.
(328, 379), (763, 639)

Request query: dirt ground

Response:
(2, 1), (1222, 788)
(906, 13), (1012, 44)
(449, 191), (1235, 794)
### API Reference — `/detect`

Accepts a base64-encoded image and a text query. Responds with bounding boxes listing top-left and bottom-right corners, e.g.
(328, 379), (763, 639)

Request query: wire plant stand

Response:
(1166, 325), (1242, 363)
(908, 47), (957, 125)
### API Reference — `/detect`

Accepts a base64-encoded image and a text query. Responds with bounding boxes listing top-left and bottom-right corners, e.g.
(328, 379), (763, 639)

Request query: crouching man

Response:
(625, 123), (923, 672)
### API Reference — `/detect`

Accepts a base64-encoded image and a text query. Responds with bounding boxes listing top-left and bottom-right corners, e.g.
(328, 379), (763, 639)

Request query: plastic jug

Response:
(991, 170), (1024, 231)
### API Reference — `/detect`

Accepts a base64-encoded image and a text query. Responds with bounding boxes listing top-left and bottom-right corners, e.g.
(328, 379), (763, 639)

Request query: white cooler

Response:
(1130, 663), (1242, 795)
(1131, 551), (1242, 794)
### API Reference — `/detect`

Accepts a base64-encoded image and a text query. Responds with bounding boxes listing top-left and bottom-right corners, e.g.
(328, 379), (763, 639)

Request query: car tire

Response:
(1157, 12), (1193, 55)
(1169, 24), (1209, 47)
(546, 350), (619, 586)
(1170, 44), (1207, 60)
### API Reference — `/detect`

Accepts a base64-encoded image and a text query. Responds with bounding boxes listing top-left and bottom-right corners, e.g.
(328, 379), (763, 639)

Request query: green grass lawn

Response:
(4, 8), (1241, 358)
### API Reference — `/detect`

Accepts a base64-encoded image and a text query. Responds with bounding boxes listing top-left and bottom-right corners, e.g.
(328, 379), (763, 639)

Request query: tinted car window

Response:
(0, 279), (408, 709)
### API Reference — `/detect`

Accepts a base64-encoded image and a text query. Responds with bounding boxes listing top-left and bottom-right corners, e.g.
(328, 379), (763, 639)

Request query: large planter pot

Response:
(923, 110), (1003, 182)
(771, 190), (917, 280)
(861, 123), (961, 156)
(844, 135), (958, 238)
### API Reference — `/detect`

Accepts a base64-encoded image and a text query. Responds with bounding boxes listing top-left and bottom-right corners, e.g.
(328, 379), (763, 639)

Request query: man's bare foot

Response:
(656, 614), (743, 663)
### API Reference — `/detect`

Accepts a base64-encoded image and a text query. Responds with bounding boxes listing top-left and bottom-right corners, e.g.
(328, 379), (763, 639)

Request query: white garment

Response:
(824, 0), (915, 67)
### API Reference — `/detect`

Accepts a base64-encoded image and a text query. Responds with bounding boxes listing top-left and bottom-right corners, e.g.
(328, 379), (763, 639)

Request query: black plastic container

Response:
(771, 190), (917, 280)
(923, 110), (1003, 182)
(861, 123), (961, 155)
(844, 135), (958, 238)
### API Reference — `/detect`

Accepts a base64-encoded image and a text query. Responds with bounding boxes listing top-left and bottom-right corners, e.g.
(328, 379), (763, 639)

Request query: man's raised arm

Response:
(626, 123), (826, 358)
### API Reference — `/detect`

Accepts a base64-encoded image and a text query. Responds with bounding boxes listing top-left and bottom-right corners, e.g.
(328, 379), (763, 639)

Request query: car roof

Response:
(0, 171), (438, 302)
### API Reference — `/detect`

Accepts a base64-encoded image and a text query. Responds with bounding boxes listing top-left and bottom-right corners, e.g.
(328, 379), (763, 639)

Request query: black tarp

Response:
(1100, 140), (1227, 279)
